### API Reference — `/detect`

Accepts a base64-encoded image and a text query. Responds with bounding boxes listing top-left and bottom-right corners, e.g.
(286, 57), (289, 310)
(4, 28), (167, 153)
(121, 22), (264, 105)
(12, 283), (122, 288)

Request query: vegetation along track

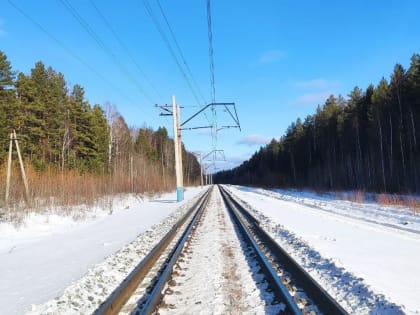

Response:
(95, 185), (348, 314)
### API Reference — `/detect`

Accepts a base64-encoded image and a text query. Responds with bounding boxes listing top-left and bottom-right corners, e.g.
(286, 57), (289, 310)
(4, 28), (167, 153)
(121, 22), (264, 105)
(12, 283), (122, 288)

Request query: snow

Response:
(2, 184), (420, 314)
(0, 187), (205, 315)
(158, 186), (284, 315)
(226, 185), (420, 314)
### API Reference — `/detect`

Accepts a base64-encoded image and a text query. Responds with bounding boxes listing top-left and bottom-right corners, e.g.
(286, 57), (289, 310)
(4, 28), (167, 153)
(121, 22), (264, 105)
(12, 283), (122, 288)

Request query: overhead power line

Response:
(142, 0), (203, 107)
(7, 0), (111, 92)
(155, 0), (207, 106)
(206, 0), (216, 105)
(204, 0), (240, 175)
(60, 0), (155, 104)
(8, 0), (159, 124)
(89, 0), (163, 100)
(206, 0), (218, 157)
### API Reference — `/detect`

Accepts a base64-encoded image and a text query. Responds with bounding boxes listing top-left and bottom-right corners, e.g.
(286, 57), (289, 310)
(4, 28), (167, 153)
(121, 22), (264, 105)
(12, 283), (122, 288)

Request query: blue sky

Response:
(1, 0), (420, 172)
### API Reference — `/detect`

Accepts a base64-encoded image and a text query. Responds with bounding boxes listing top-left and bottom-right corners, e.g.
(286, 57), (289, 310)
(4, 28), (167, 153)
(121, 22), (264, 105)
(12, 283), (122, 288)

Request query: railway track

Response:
(94, 185), (348, 315)
(93, 187), (211, 315)
(219, 185), (348, 315)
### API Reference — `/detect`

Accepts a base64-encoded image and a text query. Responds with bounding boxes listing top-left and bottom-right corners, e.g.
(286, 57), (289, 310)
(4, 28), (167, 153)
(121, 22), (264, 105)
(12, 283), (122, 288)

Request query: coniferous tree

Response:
(0, 50), (201, 202)
(15, 71), (46, 167)
(0, 51), (17, 160)
(216, 54), (420, 193)
(91, 104), (110, 172)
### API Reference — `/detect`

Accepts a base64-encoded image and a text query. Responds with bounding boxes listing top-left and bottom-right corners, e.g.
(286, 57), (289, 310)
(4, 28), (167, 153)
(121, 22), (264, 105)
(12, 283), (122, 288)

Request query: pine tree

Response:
(91, 104), (110, 172)
(68, 84), (97, 171)
(15, 71), (46, 168)
(0, 51), (17, 161)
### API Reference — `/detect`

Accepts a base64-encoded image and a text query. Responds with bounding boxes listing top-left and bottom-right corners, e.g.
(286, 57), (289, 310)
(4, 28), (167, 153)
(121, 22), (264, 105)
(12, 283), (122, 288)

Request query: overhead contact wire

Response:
(9, 0), (159, 124)
(142, 0), (202, 107)
(60, 0), (158, 118)
(89, 0), (163, 101)
(155, 0), (207, 106)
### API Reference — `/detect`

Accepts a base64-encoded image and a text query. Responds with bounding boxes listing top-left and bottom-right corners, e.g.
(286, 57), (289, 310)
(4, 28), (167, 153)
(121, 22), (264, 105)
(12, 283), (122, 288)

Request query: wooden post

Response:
(5, 132), (13, 203)
(13, 130), (30, 203)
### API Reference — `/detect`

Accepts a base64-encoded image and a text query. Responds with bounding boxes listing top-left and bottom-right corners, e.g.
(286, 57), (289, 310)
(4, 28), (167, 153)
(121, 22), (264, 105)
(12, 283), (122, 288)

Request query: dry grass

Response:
(348, 190), (366, 203)
(377, 193), (420, 215)
(377, 193), (392, 206)
(335, 190), (366, 203)
(335, 191), (420, 215)
(0, 157), (179, 222)
(333, 191), (420, 215)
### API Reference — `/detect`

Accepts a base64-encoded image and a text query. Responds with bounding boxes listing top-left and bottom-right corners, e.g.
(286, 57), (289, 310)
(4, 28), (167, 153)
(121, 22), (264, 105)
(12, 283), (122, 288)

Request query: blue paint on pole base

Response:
(176, 187), (184, 202)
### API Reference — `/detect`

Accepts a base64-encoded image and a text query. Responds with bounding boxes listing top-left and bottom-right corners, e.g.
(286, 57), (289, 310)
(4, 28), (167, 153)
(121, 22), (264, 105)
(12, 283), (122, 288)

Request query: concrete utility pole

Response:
(176, 100), (183, 196)
(172, 95), (184, 202)
(156, 99), (239, 199)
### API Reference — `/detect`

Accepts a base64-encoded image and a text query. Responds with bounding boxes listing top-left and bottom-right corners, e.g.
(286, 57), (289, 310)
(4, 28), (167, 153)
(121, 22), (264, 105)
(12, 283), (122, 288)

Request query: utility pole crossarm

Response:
(180, 125), (212, 131)
(180, 103), (212, 127)
(222, 103), (241, 131)
(155, 104), (173, 116)
(180, 102), (241, 130)
(203, 149), (225, 161)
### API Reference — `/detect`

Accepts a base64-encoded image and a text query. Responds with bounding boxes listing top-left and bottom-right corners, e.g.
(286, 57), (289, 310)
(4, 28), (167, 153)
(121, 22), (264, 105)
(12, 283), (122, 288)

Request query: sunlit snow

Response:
(1, 185), (419, 314)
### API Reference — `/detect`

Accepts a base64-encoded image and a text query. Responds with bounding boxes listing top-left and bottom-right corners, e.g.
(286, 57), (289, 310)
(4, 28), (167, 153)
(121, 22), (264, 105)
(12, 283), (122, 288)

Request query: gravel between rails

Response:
(158, 186), (285, 315)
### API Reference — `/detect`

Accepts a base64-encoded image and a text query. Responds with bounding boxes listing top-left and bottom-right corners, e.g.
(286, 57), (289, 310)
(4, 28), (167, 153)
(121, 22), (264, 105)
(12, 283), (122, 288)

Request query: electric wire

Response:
(206, 0), (218, 166)
(206, 0), (216, 105)
(59, 0), (156, 105)
(89, 0), (163, 100)
(154, 0), (212, 128)
(8, 0), (159, 124)
(155, 0), (207, 106)
(142, 0), (202, 108)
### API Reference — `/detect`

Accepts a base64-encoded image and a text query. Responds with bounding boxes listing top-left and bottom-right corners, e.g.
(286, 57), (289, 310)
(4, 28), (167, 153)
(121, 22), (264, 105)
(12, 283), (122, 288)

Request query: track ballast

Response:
(95, 185), (347, 315)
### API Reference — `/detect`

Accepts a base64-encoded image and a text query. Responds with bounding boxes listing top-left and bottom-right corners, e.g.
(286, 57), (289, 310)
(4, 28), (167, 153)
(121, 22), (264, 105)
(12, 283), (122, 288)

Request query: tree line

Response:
(0, 50), (200, 201)
(215, 54), (420, 193)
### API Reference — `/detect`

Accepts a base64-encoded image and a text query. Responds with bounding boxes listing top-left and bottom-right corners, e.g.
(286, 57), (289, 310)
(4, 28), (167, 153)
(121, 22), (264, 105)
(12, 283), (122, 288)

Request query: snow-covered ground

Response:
(2, 184), (419, 314)
(0, 187), (205, 315)
(227, 185), (420, 314)
(159, 186), (284, 315)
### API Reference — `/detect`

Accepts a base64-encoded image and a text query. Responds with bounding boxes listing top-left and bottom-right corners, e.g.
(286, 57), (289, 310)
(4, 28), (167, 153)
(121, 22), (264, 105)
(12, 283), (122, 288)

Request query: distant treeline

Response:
(216, 54), (420, 193)
(0, 50), (200, 186)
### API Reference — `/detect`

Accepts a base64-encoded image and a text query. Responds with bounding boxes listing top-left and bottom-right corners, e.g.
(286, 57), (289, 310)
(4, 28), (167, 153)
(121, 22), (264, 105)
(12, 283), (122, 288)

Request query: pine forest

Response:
(0, 50), (200, 210)
(216, 54), (420, 194)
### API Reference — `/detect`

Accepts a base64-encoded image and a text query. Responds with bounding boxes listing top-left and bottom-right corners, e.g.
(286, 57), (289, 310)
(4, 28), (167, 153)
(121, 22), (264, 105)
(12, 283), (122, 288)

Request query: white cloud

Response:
(237, 134), (272, 146)
(293, 78), (340, 105)
(294, 91), (333, 106)
(296, 78), (340, 90)
(258, 50), (286, 64)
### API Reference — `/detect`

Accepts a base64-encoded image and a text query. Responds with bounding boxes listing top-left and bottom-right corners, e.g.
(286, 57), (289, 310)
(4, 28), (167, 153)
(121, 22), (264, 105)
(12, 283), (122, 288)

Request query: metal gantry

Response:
(156, 98), (240, 199)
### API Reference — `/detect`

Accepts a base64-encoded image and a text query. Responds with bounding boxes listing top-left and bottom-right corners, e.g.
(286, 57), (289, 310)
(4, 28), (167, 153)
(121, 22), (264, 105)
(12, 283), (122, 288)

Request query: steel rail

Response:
(135, 186), (211, 314)
(220, 186), (302, 315)
(219, 185), (348, 315)
(94, 188), (211, 315)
